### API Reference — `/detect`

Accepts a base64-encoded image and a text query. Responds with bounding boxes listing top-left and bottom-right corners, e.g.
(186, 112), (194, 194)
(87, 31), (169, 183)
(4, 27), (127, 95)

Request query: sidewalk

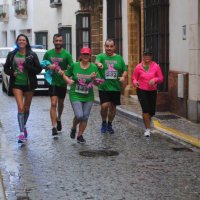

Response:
(94, 87), (200, 149)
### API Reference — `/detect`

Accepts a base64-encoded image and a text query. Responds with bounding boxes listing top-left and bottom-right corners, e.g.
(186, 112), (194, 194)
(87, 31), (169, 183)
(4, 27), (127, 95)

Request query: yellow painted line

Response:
(153, 120), (200, 148)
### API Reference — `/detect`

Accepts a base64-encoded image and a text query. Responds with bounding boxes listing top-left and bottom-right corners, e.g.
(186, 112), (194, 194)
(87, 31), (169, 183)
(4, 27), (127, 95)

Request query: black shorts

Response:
(137, 88), (157, 116)
(49, 85), (67, 99)
(13, 85), (33, 93)
(99, 90), (121, 105)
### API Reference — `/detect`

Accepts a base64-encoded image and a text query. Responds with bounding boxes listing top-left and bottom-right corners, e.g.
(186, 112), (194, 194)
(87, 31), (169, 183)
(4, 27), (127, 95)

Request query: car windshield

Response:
(0, 49), (12, 58)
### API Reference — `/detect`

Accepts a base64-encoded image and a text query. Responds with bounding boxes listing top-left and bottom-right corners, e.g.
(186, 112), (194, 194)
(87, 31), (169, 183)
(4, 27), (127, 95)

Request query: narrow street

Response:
(0, 83), (200, 200)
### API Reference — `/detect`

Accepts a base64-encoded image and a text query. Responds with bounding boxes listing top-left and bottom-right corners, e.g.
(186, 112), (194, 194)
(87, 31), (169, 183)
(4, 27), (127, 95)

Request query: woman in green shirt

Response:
(63, 47), (102, 143)
(4, 34), (42, 145)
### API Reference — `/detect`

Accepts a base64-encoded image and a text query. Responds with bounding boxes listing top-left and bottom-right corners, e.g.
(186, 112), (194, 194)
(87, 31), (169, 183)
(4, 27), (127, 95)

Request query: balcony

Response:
(14, 0), (27, 19)
(50, 0), (62, 8)
(0, 4), (9, 22)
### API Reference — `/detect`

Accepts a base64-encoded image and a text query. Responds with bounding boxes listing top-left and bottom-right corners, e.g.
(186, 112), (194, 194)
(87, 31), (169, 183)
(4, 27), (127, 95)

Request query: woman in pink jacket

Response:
(132, 49), (164, 137)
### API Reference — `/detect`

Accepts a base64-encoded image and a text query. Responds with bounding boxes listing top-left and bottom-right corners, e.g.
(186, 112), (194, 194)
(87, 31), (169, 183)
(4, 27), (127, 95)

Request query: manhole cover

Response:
(79, 150), (119, 157)
(155, 114), (180, 120)
(17, 197), (30, 200)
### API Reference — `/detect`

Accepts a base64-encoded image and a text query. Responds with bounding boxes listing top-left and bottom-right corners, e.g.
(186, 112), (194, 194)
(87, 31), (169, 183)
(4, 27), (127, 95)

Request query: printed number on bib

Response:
(75, 84), (89, 94)
(105, 70), (118, 80)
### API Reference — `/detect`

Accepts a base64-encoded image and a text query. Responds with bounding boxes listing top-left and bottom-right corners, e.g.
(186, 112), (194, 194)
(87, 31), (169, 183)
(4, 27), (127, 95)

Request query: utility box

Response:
(177, 73), (184, 98)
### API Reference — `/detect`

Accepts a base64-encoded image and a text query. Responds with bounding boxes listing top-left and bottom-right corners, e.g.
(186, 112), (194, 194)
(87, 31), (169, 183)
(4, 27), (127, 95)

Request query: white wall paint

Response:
(170, 0), (200, 101)
(169, 0), (189, 72)
(122, 0), (128, 64)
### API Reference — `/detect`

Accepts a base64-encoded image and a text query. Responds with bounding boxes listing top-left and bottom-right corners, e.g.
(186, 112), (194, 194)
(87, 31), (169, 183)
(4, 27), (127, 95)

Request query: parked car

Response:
(0, 47), (13, 81)
(31, 45), (45, 49)
(1, 48), (49, 96)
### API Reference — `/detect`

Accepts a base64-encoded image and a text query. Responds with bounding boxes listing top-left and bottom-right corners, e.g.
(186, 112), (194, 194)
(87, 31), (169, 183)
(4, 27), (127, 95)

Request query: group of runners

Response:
(3, 33), (163, 146)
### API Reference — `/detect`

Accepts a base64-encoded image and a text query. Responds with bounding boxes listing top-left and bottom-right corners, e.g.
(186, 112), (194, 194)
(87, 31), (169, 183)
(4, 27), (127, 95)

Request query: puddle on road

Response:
(79, 150), (119, 157)
(0, 132), (19, 185)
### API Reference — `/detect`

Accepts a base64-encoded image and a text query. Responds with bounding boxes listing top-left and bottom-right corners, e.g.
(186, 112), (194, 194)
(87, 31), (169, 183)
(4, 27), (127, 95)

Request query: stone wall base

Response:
(187, 100), (200, 122)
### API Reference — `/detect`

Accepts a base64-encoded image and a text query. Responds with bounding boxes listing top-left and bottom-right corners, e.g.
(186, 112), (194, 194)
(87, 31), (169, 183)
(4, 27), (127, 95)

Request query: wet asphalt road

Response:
(0, 83), (200, 200)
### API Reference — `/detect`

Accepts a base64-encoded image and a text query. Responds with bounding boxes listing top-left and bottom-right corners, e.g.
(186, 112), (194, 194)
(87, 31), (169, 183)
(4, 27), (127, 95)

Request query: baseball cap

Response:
(80, 47), (91, 54)
(143, 48), (153, 56)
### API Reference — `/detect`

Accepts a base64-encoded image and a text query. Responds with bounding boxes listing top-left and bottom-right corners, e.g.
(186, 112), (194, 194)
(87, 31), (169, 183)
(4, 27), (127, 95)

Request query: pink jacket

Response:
(132, 61), (164, 91)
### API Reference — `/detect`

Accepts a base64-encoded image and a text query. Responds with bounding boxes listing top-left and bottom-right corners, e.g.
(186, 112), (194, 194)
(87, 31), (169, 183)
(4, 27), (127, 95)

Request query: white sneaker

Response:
(144, 129), (151, 137)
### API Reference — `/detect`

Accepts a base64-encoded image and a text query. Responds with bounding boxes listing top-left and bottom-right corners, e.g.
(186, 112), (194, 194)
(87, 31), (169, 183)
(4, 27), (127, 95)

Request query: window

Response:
(107, 0), (122, 54)
(35, 32), (48, 50)
(144, 0), (169, 92)
(59, 27), (72, 53)
(76, 13), (91, 60)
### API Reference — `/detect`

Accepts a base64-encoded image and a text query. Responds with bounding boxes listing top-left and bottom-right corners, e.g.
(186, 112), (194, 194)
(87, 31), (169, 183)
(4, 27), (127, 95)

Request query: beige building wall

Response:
(125, 0), (144, 96)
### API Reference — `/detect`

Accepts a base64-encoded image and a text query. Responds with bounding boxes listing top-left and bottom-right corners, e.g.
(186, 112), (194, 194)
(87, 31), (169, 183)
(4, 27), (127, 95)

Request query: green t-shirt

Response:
(65, 62), (99, 102)
(43, 48), (73, 87)
(95, 53), (127, 91)
(143, 65), (149, 71)
(14, 52), (28, 85)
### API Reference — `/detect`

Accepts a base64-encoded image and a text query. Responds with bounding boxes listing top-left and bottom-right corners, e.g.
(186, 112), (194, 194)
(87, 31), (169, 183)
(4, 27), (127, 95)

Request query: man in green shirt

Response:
(95, 39), (128, 134)
(43, 33), (73, 137)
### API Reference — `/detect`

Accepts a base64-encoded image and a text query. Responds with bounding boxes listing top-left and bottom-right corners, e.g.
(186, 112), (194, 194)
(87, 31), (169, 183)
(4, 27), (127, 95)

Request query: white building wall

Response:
(169, 0), (189, 73)
(170, 0), (200, 121)
(122, 0), (128, 64)
(0, 0), (79, 59)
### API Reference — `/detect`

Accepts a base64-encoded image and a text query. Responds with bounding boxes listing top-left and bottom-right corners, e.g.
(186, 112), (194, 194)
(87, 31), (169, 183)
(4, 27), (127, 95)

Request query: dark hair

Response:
(53, 33), (62, 39)
(105, 38), (115, 45)
(15, 34), (31, 52)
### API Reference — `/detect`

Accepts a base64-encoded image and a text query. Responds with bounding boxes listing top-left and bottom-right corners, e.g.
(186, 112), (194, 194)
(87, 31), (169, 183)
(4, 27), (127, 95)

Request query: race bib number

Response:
(75, 84), (89, 94)
(105, 70), (118, 79)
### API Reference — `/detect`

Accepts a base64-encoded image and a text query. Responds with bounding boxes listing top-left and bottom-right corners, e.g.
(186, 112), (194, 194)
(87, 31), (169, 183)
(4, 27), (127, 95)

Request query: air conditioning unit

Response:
(50, 0), (62, 8)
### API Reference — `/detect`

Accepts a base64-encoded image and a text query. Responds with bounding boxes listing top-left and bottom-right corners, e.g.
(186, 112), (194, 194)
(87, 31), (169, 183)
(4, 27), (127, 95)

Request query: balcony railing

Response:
(14, 0), (27, 19)
(0, 4), (9, 22)
(50, 0), (62, 8)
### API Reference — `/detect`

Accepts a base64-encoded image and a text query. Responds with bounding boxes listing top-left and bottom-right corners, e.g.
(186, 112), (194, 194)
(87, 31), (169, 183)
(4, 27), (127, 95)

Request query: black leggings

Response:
(137, 88), (157, 116)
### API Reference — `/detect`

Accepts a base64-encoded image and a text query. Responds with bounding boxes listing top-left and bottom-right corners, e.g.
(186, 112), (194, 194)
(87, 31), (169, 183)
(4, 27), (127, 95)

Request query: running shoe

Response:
(24, 127), (28, 139)
(57, 120), (62, 131)
(70, 128), (76, 139)
(101, 122), (107, 134)
(144, 129), (151, 137)
(52, 127), (58, 137)
(77, 135), (86, 144)
(107, 123), (114, 134)
(18, 134), (26, 145)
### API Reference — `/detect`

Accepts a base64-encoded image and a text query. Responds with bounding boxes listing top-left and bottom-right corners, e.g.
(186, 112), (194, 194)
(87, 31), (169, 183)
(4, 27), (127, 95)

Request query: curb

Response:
(153, 120), (200, 148)
(118, 106), (200, 149)
(95, 98), (200, 149)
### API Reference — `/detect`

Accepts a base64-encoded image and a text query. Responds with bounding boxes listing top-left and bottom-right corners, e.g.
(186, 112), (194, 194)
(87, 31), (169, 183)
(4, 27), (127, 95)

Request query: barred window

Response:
(107, 0), (122, 55)
(144, 0), (169, 92)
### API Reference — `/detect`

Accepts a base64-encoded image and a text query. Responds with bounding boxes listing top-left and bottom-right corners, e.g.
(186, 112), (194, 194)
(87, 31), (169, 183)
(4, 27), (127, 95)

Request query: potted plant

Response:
(2, 12), (6, 18)
(20, 8), (26, 15)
